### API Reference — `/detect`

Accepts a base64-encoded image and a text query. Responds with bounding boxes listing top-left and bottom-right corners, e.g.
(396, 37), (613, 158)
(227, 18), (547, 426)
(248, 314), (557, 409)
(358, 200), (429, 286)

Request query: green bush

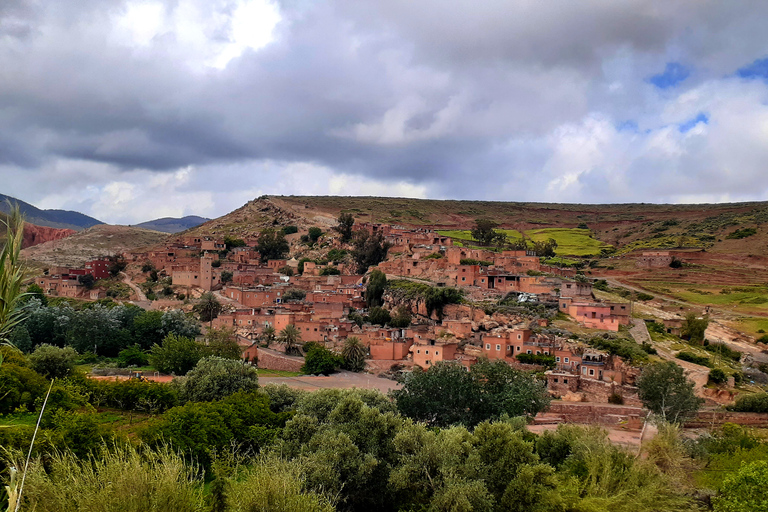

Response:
(117, 345), (149, 368)
(319, 266), (341, 276)
(676, 351), (711, 367)
(282, 225), (299, 235)
(729, 393), (768, 413)
(308, 227), (323, 242)
(367, 306), (391, 326)
(29, 344), (78, 379)
(725, 227), (757, 239)
(301, 345), (343, 376)
(708, 368), (727, 385)
(148, 334), (204, 376)
(178, 357), (259, 403)
(515, 353), (556, 368)
(459, 258), (492, 266)
(85, 378), (179, 413)
(703, 342), (742, 362)
(586, 336), (648, 362)
(608, 393), (624, 405)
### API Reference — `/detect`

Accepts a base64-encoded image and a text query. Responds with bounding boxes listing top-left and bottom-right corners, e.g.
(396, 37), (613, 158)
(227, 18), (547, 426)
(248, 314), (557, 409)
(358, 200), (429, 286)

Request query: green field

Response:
(257, 369), (302, 377)
(733, 317), (768, 336)
(437, 228), (612, 256)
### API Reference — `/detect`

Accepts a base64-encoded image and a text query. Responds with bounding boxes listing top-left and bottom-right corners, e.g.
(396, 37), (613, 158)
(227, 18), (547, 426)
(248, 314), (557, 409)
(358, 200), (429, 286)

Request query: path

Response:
(120, 271), (149, 306)
(628, 319), (710, 396)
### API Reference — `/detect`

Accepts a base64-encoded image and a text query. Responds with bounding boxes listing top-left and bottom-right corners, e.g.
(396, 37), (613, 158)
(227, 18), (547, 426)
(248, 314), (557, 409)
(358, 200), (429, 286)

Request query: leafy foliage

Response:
(301, 344), (343, 375)
(341, 337), (367, 372)
(178, 357), (259, 403)
(334, 212), (355, 242)
(255, 228), (289, 262)
(29, 344), (77, 379)
(392, 360), (550, 428)
(729, 392), (768, 413)
(681, 312), (709, 343)
(277, 324), (302, 355)
(367, 306), (391, 326)
(637, 361), (704, 423)
(148, 334), (204, 376)
(352, 230), (391, 273)
(365, 269), (386, 308)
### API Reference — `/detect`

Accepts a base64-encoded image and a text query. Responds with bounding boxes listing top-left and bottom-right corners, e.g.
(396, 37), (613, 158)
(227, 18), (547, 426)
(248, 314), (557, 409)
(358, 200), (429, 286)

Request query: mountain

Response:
(0, 193), (103, 231)
(134, 215), (211, 233)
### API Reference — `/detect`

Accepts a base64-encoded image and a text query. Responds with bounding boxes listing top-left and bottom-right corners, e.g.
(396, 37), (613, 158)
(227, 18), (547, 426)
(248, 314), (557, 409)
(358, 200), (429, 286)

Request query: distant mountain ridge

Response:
(134, 215), (210, 233)
(0, 193), (103, 231)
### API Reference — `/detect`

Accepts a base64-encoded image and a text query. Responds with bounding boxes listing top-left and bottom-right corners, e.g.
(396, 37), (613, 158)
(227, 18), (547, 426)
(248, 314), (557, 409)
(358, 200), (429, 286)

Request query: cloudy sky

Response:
(3, 1), (768, 224)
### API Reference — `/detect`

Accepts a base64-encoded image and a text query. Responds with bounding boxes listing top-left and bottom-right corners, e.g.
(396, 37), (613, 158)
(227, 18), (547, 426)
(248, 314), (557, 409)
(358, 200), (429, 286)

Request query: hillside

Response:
(134, 215), (210, 233)
(1, 211), (76, 249)
(21, 224), (169, 267)
(182, 195), (768, 256)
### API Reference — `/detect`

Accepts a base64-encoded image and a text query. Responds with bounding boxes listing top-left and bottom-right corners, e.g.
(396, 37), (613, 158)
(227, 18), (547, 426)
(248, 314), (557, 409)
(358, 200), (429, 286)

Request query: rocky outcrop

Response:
(22, 223), (75, 249)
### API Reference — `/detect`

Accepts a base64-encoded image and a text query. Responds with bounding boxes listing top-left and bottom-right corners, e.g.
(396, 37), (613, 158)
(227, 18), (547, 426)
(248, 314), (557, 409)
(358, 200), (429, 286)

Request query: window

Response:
(553, 378), (559, 383)
(556, 356), (561, 362)
(425, 350), (429, 355)
(564, 357), (569, 363)
(435, 351), (439, 355)
(485, 343), (491, 350)
(516, 346), (521, 352)
(589, 369), (594, 376)
(564, 379), (568, 384)
(527, 350), (532, 354)
(417, 349), (420, 354)
(496, 344), (501, 351)
(461, 277), (466, 282)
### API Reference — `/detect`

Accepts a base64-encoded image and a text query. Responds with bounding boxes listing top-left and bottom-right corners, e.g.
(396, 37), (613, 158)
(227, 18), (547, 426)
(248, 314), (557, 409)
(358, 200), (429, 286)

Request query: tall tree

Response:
(194, 292), (222, 325)
(341, 336), (367, 372)
(255, 228), (289, 262)
(352, 231), (391, 273)
(637, 361), (704, 424)
(334, 213), (355, 242)
(366, 269), (387, 308)
(471, 218), (500, 245)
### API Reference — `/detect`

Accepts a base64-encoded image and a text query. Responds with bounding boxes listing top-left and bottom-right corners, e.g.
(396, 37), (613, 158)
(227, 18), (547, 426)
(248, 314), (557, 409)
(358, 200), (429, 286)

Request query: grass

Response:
(437, 227), (611, 256)
(257, 369), (302, 377)
(733, 317), (768, 337)
(0, 412), (38, 428)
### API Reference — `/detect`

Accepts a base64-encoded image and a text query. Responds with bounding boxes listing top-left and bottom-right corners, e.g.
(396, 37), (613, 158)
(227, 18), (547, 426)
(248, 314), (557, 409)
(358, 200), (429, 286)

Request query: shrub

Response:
(283, 288), (307, 301)
(148, 334), (204, 376)
(729, 392), (768, 413)
(424, 252), (443, 259)
(301, 345), (343, 376)
(515, 353), (556, 368)
(86, 378), (178, 413)
(676, 351), (711, 367)
(708, 368), (727, 385)
(703, 342), (742, 362)
(460, 258), (492, 266)
(586, 336), (648, 362)
(29, 344), (78, 379)
(341, 336), (367, 372)
(282, 225), (299, 235)
(669, 258), (683, 269)
(725, 227), (757, 239)
(608, 393), (624, 405)
(278, 265), (294, 276)
(178, 357), (259, 403)
(319, 266), (340, 276)
(117, 345), (149, 368)
(367, 306), (391, 326)
(308, 227), (323, 242)
(326, 248), (347, 262)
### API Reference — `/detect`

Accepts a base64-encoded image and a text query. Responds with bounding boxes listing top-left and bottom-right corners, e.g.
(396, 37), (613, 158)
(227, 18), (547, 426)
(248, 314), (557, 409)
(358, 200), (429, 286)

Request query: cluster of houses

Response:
(36, 224), (646, 402)
(35, 258), (112, 299)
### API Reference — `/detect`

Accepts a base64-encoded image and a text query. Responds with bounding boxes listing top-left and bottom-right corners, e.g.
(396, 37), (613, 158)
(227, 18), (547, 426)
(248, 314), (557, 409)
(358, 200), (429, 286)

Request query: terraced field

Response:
(437, 227), (612, 256)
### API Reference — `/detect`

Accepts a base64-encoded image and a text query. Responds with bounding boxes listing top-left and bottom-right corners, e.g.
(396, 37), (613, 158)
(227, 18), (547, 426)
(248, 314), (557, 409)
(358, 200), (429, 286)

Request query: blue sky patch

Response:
(679, 112), (709, 133)
(737, 57), (768, 80)
(649, 62), (690, 89)
(617, 120), (638, 132)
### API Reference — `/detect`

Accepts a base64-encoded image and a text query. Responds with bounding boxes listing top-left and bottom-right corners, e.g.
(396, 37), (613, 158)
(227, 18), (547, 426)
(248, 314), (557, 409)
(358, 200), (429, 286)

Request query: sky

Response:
(3, 1), (768, 224)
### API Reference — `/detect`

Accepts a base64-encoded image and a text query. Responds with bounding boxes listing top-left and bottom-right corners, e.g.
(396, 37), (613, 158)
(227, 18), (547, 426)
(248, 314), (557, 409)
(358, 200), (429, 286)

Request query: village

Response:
(31, 217), (716, 412)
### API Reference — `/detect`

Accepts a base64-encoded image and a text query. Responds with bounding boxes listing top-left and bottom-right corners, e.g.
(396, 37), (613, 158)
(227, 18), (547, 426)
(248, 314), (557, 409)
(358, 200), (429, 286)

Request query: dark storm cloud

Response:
(4, 0), (768, 223)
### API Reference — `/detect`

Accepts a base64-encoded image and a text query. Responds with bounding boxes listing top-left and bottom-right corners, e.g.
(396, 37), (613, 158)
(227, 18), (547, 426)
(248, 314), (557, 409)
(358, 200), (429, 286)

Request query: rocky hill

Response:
(21, 224), (169, 267)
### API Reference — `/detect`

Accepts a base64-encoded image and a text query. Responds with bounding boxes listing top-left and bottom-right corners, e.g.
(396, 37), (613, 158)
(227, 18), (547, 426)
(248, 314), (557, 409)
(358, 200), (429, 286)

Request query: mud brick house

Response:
(559, 297), (630, 331)
(635, 251), (673, 268)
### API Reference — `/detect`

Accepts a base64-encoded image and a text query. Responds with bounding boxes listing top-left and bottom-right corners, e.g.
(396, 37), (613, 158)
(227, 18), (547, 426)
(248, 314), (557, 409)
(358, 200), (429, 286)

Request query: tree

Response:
(106, 254), (128, 277)
(203, 326), (242, 359)
(392, 360), (550, 428)
(0, 206), (28, 345)
(29, 344), (78, 379)
(366, 269), (387, 308)
(25, 283), (47, 306)
(334, 213), (355, 242)
(260, 325), (276, 346)
(178, 356), (259, 403)
(471, 219), (500, 245)
(224, 235), (246, 250)
(352, 231), (391, 273)
(637, 361), (704, 423)
(388, 305), (412, 328)
(367, 306), (391, 326)
(148, 333), (204, 375)
(283, 288), (306, 301)
(277, 324), (302, 355)
(255, 228), (289, 263)
(681, 312), (709, 344)
(319, 266), (340, 276)
(220, 270), (233, 284)
(308, 227), (323, 242)
(341, 337), (367, 372)
(301, 344), (343, 375)
(532, 238), (558, 257)
(78, 273), (96, 289)
(117, 344), (149, 367)
(298, 258), (313, 274)
(713, 460), (768, 512)
(194, 292), (222, 324)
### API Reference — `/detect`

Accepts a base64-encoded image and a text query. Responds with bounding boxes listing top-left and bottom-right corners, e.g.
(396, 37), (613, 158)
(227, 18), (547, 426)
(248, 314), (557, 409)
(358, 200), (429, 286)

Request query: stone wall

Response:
(685, 411), (768, 428)
(256, 348), (304, 372)
(542, 402), (646, 429)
